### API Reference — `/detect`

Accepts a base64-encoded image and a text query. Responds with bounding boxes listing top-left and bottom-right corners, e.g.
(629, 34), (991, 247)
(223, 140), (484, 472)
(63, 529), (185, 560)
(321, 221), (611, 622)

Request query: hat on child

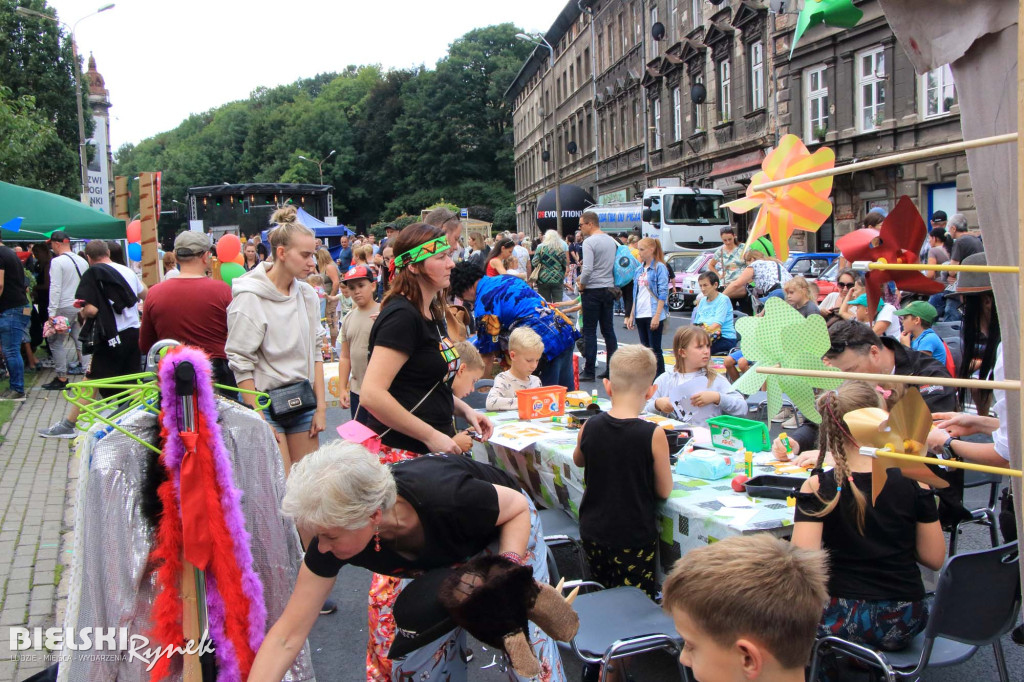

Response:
(894, 300), (938, 323)
(342, 264), (373, 283)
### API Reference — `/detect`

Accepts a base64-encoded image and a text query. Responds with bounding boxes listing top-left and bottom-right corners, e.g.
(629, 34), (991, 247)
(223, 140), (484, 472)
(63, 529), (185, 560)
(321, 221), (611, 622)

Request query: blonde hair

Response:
(672, 325), (717, 387)
(508, 327), (544, 355)
(306, 273), (324, 287)
(662, 534), (829, 670)
(783, 276), (812, 296)
(354, 244), (373, 263)
(316, 249), (334, 274)
(609, 344), (657, 395)
(454, 340), (484, 371)
(268, 205), (314, 255)
(638, 237), (665, 264)
(281, 440), (397, 532)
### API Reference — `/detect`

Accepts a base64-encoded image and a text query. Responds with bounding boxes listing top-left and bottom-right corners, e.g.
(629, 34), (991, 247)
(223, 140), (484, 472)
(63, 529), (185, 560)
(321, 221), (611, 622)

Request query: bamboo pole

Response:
(862, 448), (1020, 479)
(1015, 0), (1024, 584)
(750, 133), (1019, 193)
(754, 365), (1020, 391)
(852, 261), (1020, 274)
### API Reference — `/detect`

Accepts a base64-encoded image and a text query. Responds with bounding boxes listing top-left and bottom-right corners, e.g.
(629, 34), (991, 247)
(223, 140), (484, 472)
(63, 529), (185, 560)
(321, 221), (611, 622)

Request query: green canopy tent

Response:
(0, 181), (126, 241)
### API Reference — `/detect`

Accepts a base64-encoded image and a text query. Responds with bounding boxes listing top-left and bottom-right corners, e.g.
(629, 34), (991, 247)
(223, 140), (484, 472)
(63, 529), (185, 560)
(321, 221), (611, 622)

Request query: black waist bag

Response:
(268, 379), (316, 421)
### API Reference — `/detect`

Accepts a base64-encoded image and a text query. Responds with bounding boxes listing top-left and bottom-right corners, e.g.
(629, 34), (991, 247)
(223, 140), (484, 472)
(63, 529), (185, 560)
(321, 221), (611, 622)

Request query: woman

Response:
(486, 238), (520, 278)
(161, 251), (179, 280)
(226, 205), (326, 476)
(956, 252), (999, 415)
(247, 441), (565, 681)
(626, 237), (669, 376)
(722, 238), (792, 312)
(708, 226), (745, 287)
(243, 241), (260, 271)
(531, 230), (568, 302)
(926, 228), (952, 316)
(819, 268), (858, 323)
(691, 271), (738, 355)
(465, 232), (487, 270)
(316, 248), (342, 347)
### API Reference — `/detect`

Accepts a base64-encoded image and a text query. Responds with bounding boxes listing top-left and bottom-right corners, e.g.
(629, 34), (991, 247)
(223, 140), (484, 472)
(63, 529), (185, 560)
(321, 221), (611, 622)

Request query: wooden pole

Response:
(754, 365), (1020, 391)
(113, 176), (129, 222)
(853, 261), (1020, 274)
(863, 448), (1020, 478)
(750, 132), (1018, 193)
(181, 559), (203, 681)
(1015, 0), (1024, 587)
(136, 172), (161, 288)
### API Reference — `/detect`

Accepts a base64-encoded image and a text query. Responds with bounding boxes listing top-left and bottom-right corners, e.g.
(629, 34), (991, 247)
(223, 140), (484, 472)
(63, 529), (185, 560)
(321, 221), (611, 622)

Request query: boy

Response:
(451, 340), (486, 452)
(486, 327), (544, 410)
(783, 276), (821, 317)
(572, 345), (673, 599)
(337, 265), (379, 419)
(895, 300), (948, 367)
(662, 534), (829, 682)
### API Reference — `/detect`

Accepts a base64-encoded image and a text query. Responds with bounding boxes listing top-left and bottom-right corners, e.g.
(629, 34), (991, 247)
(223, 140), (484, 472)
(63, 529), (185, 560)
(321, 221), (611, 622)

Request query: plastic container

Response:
(674, 451), (735, 480)
(516, 385), (568, 420)
(706, 415), (770, 453)
(743, 475), (805, 500)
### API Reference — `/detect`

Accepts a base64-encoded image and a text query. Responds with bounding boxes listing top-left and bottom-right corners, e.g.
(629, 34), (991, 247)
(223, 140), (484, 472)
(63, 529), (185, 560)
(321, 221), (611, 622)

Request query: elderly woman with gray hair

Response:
(248, 441), (567, 682)
(531, 230), (568, 302)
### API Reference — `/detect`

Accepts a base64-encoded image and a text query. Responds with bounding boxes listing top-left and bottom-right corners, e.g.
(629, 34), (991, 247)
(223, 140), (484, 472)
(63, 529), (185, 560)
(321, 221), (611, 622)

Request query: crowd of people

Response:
(0, 202), (1016, 681)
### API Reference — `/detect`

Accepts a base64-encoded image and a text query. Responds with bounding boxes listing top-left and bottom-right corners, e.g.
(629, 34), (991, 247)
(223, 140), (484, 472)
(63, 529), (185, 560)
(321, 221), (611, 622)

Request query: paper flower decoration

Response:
(844, 388), (949, 503)
(791, 0), (864, 57)
(731, 297), (842, 423)
(836, 195), (944, 314)
(722, 134), (835, 261)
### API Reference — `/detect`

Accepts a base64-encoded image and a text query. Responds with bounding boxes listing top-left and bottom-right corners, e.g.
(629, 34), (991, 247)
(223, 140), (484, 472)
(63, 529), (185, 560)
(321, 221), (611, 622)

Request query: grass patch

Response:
(0, 371), (40, 442)
(54, 562), (64, 587)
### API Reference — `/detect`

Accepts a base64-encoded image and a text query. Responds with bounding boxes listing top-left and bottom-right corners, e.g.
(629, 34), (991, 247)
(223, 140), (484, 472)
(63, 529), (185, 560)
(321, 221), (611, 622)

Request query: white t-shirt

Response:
(105, 262), (144, 332)
(634, 266), (653, 318)
(876, 303), (901, 340)
(163, 268), (180, 281)
(992, 345), (1008, 461)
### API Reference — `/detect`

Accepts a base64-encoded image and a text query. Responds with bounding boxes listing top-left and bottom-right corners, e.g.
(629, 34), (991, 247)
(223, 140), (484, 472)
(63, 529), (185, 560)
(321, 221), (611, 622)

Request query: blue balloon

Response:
(127, 242), (142, 262)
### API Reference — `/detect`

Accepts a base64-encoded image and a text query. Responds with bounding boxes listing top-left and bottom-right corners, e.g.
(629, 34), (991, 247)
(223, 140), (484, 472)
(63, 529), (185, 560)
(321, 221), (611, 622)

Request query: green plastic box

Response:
(706, 415), (770, 453)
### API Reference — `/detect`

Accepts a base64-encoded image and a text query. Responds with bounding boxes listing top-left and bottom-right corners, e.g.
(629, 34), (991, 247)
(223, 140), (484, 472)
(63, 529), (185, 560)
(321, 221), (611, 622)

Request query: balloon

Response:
(220, 262), (245, 287)
(127, 219), (142, 243)
(127, 242), (142, 262)
(216, 234), (242, 262)
(232, 253), (244, 265)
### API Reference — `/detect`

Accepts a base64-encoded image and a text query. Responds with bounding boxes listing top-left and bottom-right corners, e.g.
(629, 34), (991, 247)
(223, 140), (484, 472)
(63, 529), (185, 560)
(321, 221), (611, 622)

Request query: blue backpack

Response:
(613, 244), (640, 287)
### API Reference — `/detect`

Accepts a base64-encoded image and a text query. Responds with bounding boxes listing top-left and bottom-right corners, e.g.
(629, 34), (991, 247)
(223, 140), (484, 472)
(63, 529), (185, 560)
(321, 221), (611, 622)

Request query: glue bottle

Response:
(744, 450), (754, 478)
(590, 390), (598, 405)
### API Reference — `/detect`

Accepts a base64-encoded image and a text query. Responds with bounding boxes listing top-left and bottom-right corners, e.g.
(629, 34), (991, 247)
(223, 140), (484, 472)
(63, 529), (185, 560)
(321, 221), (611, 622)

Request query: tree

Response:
(0, 86), (77, 194)
(492, 206), (517, 234)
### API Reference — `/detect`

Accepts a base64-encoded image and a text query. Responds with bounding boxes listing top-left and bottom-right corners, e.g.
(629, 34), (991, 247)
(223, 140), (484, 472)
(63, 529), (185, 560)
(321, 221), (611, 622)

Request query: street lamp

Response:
(16, 4), (115, 205)
(297, 150), (336, 185)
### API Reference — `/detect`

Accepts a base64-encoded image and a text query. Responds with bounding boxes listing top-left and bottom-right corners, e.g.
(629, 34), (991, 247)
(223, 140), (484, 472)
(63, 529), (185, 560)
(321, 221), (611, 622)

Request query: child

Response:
(792, 381), (945, 666)
(692, 270), (738, 355)
(450, 341), (486, 452)
(895, 300), (949, 368)
(337, 265), (379, 419)
(307, 273), (327, 319)
(844, 292), (901, 340)
(662, 534), (829, 682)
(486, 327), (544, 411)
(783, 276), (821, 317)
(646, 326), (746, 426)
(573, 345), (673, 599)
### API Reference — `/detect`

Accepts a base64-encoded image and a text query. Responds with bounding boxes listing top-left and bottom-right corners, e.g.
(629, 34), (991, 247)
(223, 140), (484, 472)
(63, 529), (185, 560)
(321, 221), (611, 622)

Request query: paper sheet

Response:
(716, 495), (754, 508)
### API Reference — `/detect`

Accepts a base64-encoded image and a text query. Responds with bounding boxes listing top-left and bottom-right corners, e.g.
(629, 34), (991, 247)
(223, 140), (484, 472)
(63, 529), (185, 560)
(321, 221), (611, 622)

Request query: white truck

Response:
(641, 186), (729, 254)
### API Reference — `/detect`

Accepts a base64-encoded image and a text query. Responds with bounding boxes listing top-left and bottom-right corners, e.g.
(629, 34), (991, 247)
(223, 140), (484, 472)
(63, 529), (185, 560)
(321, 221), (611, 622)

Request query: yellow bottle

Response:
(744, 450), (754, 478)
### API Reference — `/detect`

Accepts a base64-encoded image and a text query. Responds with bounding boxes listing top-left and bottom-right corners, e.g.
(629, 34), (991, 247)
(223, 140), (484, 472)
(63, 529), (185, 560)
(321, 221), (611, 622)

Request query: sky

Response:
(43, 0), (564, 151)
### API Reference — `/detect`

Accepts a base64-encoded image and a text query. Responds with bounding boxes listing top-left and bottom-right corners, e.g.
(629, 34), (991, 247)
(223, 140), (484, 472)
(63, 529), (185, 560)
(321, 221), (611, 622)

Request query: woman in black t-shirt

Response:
(792, 382), (945, 658)
(248, 443), (566, 681)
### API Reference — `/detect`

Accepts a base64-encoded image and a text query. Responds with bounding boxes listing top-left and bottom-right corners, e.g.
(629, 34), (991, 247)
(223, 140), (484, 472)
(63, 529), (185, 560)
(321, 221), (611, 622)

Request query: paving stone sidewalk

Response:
(0, 371), (80, 681)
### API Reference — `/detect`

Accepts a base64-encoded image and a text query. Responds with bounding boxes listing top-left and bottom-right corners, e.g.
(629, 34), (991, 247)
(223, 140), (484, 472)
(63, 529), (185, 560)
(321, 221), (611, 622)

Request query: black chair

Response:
(538, 507), (588, 581)
(808, 542), (1021, 682)
(455, 379), (493, 430)
(949, 470), (1003, 555)
(944, 336), (963, 376)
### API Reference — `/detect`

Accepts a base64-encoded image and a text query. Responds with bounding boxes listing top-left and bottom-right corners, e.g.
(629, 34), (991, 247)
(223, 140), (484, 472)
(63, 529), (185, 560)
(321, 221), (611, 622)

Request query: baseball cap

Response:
(848, 293), (884, 312)
(385, 224), (399, 233)
(342, 264), (373, 283)
(48, 230), (70, 243)
(387, 568), (455, 660)
(174, 231), (211, 257)
(931, 210), (948, 222)
(895, 300), (938, 323)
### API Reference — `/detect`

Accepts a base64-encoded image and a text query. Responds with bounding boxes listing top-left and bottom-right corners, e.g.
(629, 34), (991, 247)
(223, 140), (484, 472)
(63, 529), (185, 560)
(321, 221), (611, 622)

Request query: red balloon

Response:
(216, 233), (242, 262)
(126, 219), (141, 243)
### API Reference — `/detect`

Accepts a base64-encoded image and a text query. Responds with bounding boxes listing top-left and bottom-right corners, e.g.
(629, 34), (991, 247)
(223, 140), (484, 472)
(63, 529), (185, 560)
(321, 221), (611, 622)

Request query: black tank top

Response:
(578, 412), (659, 547)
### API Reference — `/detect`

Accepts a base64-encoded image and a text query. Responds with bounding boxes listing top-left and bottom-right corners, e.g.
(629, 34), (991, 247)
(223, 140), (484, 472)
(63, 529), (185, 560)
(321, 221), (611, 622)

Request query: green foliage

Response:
(0, 86), (77, 194)
(492, 206), (517, 234)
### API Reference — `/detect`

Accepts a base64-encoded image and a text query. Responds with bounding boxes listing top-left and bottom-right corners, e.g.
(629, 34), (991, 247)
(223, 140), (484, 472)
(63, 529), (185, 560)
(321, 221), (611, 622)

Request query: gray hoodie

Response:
(226, 261), (324, 392)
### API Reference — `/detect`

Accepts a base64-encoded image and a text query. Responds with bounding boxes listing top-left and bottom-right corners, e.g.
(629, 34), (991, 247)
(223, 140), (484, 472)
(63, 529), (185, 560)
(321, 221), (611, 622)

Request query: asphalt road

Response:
(305, 308), (1023, 681)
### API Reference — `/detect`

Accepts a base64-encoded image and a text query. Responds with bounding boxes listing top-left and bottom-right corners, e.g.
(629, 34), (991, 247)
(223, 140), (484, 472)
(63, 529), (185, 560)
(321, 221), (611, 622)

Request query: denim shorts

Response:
(263, 409), (315, 435)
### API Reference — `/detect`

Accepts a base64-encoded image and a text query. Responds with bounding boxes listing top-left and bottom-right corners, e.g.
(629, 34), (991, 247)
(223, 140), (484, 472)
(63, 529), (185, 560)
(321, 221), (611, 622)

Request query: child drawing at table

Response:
(645, 326), (746, 426)
(792, 381), (945, 674)
(573, 345), (673, 600)
(450, 341), (486, 452)
(485, 327), (543, 411)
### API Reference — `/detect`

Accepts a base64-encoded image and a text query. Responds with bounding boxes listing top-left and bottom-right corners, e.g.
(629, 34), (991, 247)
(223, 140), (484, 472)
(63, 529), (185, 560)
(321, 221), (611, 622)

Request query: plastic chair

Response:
(949, 470), (1003, 555)
(934, 321), (962, 339)
(945, 336), (964, 376)
(808, 542), (1021, 682)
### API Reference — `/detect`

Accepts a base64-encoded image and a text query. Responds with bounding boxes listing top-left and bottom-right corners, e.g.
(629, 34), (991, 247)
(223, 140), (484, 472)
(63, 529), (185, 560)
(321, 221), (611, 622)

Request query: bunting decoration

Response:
(791, 0), (864, 57)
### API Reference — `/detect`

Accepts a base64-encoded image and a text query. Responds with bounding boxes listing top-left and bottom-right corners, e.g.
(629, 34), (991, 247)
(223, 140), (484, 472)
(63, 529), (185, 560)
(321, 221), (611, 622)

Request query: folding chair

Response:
(948, 470), (1003, 555)
(808, 542), (1020, 682)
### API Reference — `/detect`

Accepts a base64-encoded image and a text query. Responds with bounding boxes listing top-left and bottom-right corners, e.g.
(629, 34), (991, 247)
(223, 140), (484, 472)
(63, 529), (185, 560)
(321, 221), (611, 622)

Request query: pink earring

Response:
(374, 527), (381, 552)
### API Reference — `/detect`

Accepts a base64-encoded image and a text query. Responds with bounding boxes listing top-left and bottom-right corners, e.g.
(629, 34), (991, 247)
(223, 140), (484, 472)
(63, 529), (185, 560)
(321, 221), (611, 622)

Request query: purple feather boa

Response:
(158, 346), (267, 681)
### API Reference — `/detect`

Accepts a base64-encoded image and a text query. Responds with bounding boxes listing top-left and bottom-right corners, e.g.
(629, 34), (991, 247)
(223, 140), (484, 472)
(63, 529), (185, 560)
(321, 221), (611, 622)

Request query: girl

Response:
(691, 270), (737, 355)
(626, 237), (670, 376)
(844, 292), (901, 340)
(243, 241), (260, 271)
(645, 326), (746, 427)
(783, 276), (821, 317)
(793, 382), (945, 672)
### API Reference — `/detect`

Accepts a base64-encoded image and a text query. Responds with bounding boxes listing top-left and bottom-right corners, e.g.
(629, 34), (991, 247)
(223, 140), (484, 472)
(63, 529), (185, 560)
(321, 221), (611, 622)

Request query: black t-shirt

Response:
(949, 234), (983, 263)
(578, 413), (660, 547)
(795, 469), (939, 602)
(304, 455), (521, 578)
(363, 296), (458, 453)
(0, 246), (28, 312)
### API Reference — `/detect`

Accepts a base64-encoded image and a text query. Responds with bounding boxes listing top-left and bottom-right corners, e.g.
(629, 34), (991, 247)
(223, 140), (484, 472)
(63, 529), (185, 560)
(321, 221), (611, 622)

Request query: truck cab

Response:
(641, 186), (729, 255)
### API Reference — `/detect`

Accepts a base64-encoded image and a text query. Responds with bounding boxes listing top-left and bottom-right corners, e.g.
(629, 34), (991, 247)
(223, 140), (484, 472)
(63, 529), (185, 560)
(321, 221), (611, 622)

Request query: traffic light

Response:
(242, 199), (250, 214)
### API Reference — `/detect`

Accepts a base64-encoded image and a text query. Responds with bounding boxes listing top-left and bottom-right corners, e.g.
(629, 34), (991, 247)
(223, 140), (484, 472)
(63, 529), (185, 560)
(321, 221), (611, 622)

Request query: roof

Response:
(187, 183), (333, 197)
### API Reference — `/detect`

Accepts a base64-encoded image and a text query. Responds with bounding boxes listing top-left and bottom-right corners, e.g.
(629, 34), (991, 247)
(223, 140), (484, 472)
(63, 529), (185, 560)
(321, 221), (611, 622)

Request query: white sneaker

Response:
(771, 407), (792, 423)
(781, 414), (800, 429)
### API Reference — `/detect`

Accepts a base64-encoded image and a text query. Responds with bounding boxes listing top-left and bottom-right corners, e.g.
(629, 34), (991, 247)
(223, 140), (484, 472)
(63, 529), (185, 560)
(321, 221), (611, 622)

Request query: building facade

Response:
(508, 0), (970, 249)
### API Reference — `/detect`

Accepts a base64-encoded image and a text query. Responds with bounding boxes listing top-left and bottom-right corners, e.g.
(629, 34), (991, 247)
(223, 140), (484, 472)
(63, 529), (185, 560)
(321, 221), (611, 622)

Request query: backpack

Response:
(613, 244), (640, 288)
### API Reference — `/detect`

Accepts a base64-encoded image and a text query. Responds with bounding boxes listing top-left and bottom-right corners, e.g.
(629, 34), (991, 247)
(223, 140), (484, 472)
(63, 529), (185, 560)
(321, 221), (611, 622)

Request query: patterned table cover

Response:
(471, 406), (806, 578)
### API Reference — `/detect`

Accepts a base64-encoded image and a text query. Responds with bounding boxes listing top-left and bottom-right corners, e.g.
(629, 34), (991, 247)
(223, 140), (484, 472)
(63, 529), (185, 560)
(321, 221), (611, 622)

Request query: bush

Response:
(492, 206), (517, 234)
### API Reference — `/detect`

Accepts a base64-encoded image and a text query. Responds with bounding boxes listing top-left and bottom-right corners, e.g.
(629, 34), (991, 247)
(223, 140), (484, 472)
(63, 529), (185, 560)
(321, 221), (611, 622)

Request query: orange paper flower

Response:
(723, 134), (835, 261)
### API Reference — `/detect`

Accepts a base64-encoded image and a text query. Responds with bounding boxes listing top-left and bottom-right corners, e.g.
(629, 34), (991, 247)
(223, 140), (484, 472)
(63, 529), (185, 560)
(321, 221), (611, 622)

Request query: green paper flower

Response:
(731, 297), (842, 424)
(791, 0), (864, 58)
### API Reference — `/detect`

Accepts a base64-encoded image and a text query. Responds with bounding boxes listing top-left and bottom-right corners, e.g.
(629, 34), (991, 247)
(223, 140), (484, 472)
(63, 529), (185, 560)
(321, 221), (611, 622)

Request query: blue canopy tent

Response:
(261, 207), (352, 257)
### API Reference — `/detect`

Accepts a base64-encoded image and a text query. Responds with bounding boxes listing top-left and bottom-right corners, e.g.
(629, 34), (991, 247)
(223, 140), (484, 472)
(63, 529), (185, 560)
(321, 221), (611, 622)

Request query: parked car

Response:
(812, 260), (841, 302)
(669, 251), (715, 311)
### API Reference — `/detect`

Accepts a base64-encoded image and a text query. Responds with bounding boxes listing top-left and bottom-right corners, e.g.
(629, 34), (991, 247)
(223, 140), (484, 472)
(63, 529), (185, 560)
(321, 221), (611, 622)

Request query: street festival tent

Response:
(0, 180), (126, 241)
(260, 207), (352, 259)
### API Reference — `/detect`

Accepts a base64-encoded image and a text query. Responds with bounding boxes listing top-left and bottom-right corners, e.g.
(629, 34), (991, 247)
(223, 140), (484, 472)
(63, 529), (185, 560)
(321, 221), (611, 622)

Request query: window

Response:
(719, 59), (732, 122)
(610, 111), (617, 152)
(750, 41), (765, 110)
(633, 2), (641, 45)
(669, 0), (678, 42)
(586, 112), (593, 151)
(922, 64), (956, 118)
(857, 46), (886, 131)
(804, 65), (829, 142)
(633, 99), (641, 146)
(620, 13), (627, 52)
(620, 104), (629, 148)
(584, 48), (591, 78)
(691, 0), (700, 28)
(576, 56), (582, 86)
(693, 74), (704, 131)
(672, 86), (682, 142)
(556, 77), (561, 103)
(652, 98), (662, 149)
(600, 117), (607, 158)
(569, 66), (575, 93)
(597, 33), (604, 72)
(649, 7), (658, 60)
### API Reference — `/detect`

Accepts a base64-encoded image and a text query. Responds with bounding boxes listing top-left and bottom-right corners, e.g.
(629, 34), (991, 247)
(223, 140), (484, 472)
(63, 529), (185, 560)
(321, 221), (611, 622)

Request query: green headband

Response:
(394, 235), (452, 270)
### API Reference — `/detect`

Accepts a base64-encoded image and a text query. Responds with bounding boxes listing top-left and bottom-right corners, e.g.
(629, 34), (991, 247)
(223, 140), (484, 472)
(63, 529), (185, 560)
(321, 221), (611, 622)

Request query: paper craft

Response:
(718, 507), (759, 526)
(732, 297), (842, 423)
(843, 387), (950, 503)
(722, 135), (835, 261)
(667, 376), (721, 427)
(791, 0), (864, 57)
(836, 196), (945, 315)
(488, 423), (560, 451)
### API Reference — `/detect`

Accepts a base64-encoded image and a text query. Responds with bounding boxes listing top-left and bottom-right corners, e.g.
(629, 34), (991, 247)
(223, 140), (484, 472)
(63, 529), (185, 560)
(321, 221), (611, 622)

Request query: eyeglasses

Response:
(836, 282), (855, 289)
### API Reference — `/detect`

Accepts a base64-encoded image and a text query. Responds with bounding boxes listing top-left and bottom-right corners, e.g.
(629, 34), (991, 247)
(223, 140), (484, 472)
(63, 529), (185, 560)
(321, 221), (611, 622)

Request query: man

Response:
(39, 240), (145, 438)
(367, 233), (379, 256)
(943, 213), (983, 322)
(0, 234), (31, 400)
(577, 210), (619, 381)
(138, 232), (235, 391)
(337, 235), (353, 271)
(41, 231), (89, 391)
(314, 237), (324, 252)
(380, 224), (398, 251)
(424, 207), (464, 262)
